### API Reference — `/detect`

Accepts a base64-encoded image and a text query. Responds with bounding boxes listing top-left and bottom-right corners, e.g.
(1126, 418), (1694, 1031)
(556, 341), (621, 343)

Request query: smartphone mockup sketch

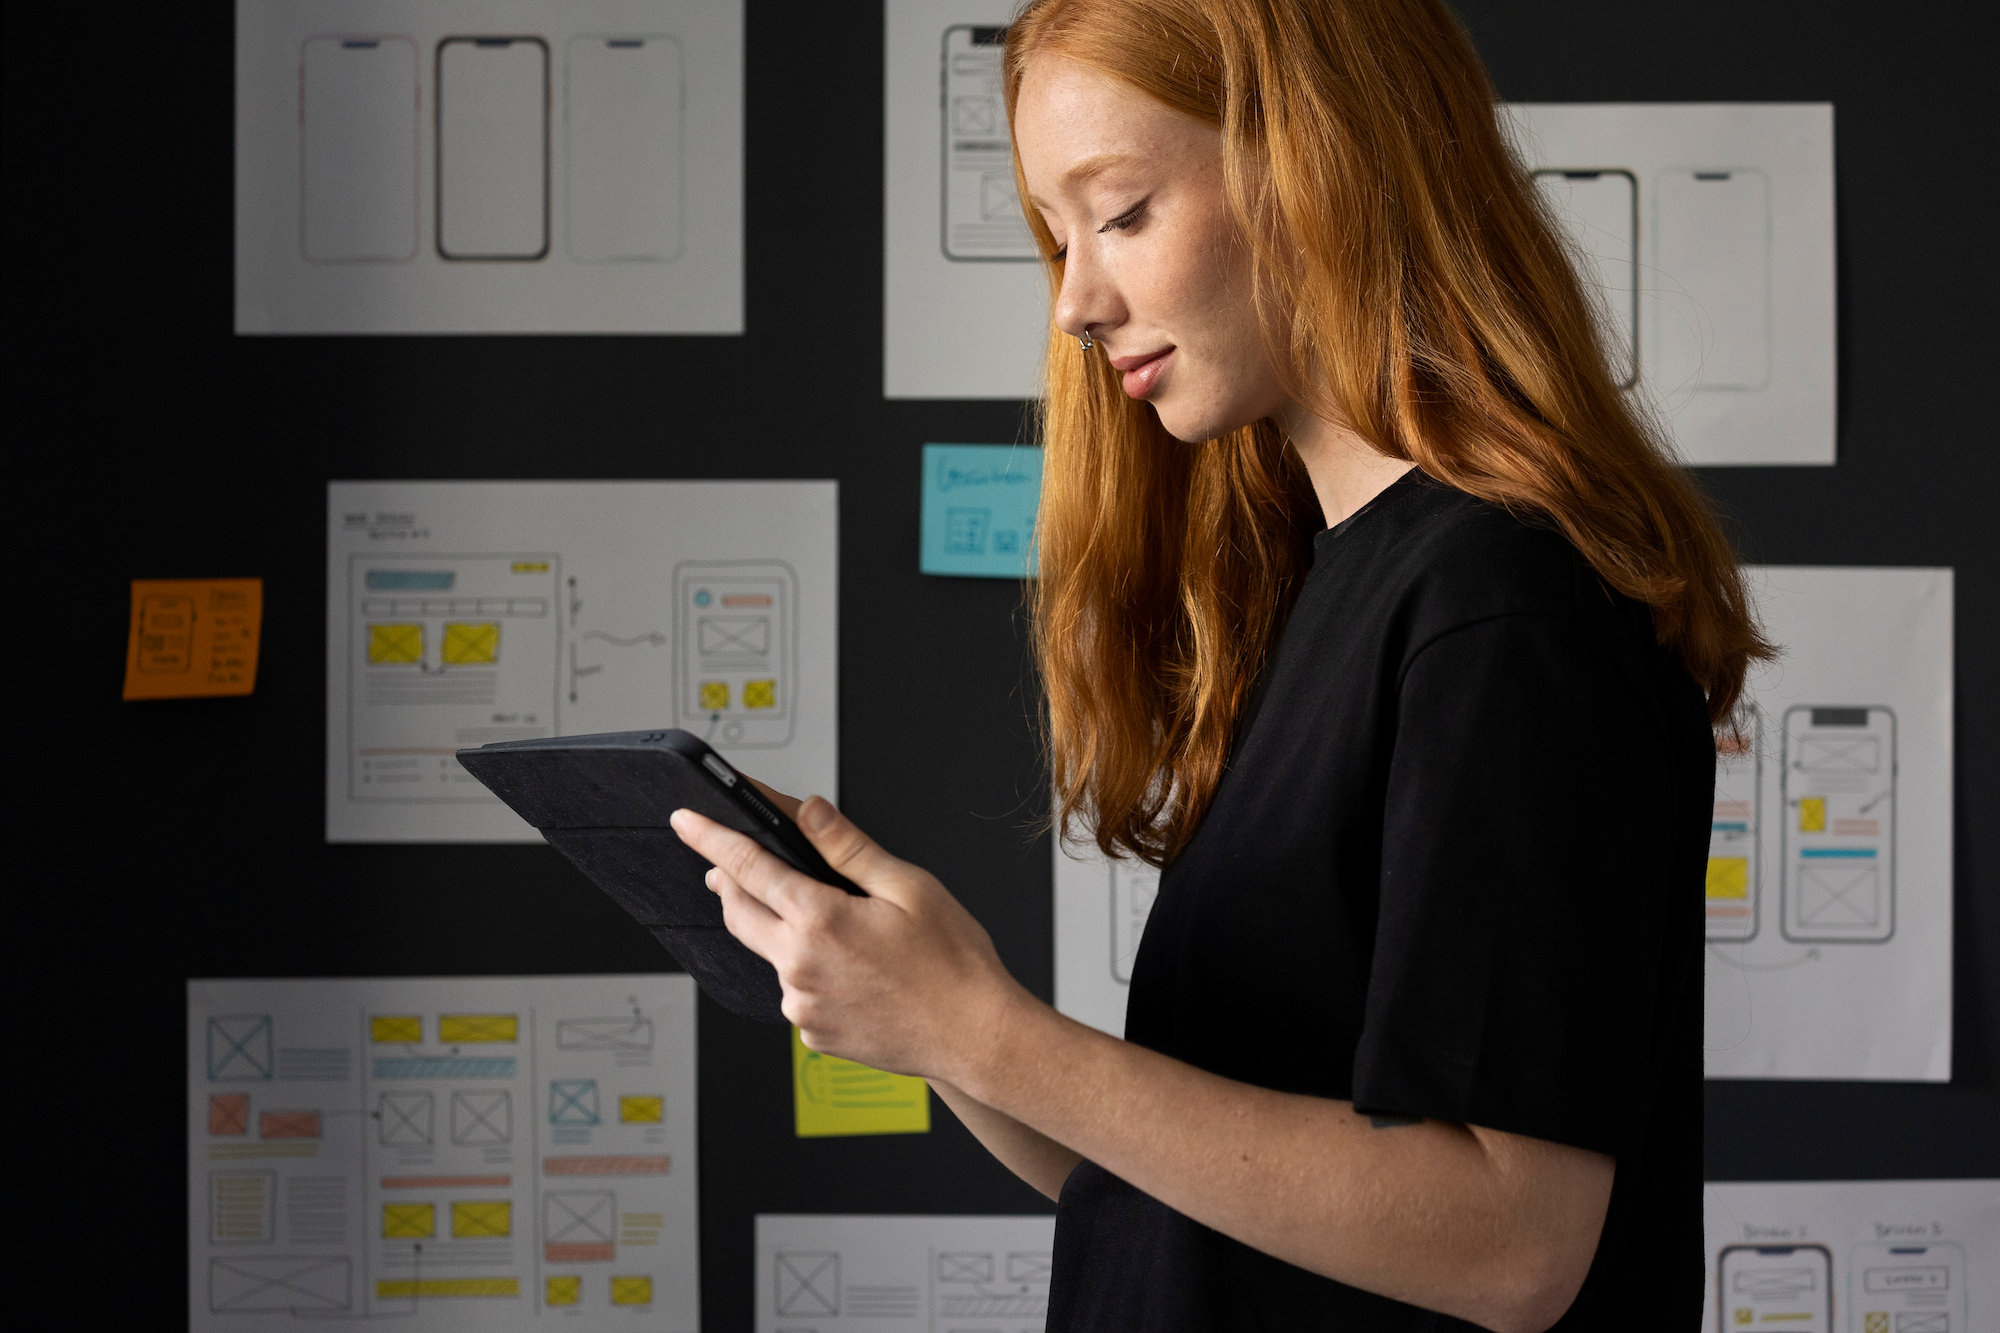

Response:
(299, 36), (419, 263)
(941, 25), (1037, 261)
(1109, 860), (1161, 984)
(1782, 706), (1896, 944)
(1655, 167), (1772, 391)
(1707, 711), (1762, 942)
(674, 561), (798, 749)
(1532, 169), (1638, 387)
(435, 36), (549, 261)
(565, 35), (684, 262)
(455, 728), (860, 1022)
(1847, 1241), (1967, 1332)
(1718, 1244), (1833, 1333)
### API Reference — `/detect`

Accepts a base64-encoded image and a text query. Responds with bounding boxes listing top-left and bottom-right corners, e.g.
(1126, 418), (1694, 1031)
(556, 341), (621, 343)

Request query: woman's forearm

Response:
(928, 1077), (1082, 1201)
(946, 987), (1612, 1333)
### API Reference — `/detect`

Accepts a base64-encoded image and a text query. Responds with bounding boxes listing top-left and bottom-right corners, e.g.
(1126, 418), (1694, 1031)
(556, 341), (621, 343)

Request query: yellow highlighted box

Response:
(1799, 797), (1826, 833)
(793, 1026), (930, 1138)
(441, 621), (500, 665)
(699, 681), (729, 710)
(368, 623), (423, 665)
(1705, 858), (1750, 899)
(451, 1200), (512, 1238)
(512, 561), (550, 573)
(546, 1276), (581, 1306)
(382, 1203), (435, 1239)
(619, 1095), (664, 1124)
(610, 1276), (653, 1306)
(375, 1278), (520, 1299)
(371, 1015), (422, 1043)
(744, 679), (776, 709)
(439, 1014), (518, 1043)
(1863, 1314), (1888, 1333)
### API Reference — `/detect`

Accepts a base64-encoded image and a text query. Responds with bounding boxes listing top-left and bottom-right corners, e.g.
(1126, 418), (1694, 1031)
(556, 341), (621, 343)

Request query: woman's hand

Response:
(668, 791), (1027, 1083)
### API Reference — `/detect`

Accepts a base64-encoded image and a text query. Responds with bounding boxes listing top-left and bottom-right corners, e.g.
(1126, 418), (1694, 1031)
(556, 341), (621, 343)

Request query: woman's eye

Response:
(1098, 200), (1147, 234)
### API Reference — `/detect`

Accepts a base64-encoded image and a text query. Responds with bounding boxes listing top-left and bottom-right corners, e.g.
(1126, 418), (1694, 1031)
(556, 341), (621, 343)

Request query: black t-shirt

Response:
(1046, 471), (1711, 1332)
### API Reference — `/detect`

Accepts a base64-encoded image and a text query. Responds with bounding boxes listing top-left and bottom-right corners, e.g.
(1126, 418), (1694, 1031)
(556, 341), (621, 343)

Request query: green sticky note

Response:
(792, 1027), (930, 1137)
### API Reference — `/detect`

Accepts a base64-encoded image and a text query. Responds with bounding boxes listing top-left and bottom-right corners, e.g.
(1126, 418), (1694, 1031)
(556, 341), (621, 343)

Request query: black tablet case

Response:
(456, 729), (853, 1023)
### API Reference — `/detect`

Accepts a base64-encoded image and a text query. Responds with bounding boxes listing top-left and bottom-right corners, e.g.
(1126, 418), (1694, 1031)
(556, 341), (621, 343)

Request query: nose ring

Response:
(1077, 331), (1094, 351)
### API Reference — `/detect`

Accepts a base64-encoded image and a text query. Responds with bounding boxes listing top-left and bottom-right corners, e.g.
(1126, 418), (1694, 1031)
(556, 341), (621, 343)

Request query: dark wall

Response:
(7, 2), (1993, 1329)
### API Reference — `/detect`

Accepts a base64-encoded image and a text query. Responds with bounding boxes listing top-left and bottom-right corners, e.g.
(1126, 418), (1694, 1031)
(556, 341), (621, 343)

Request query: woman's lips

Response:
(1110, 347), (1174, 399)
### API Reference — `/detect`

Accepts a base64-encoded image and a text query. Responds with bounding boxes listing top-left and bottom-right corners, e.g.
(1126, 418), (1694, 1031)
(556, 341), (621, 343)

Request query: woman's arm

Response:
(927, 1078), (1082, 1201)
(673, 798), (1611, 1333)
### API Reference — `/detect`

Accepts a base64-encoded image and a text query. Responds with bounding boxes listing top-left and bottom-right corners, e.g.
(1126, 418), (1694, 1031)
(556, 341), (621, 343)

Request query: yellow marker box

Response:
(620, 1095), (664, 1124)
(1705, 858), (1750, 899)
(1799, 797), (1827, 833)
(370, 1015), (421, 1043)
(546, 1276), (581, 1306)
(793, 1027), (930, 1138)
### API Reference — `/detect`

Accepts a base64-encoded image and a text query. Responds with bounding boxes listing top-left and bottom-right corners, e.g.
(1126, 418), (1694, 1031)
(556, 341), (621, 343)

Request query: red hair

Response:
(1009, 0), (1771, 865)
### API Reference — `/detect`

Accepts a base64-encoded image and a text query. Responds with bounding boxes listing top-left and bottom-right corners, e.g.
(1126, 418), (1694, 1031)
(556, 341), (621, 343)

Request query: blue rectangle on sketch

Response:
(920, 443), (1042, 578)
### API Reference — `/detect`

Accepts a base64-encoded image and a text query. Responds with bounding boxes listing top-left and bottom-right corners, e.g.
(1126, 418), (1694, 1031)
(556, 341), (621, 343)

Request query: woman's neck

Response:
(1282, 409), (1416, 529)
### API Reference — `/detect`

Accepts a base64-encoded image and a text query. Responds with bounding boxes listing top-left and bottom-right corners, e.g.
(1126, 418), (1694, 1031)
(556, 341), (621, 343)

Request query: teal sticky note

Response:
(919, 443), (1042, 578)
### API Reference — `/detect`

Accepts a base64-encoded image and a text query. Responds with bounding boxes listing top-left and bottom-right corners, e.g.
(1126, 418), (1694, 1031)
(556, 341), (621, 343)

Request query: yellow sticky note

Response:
(451, 1200), (512, 1238)
(371, 1015), (422, 1043)
(1799, 797), (1826, 833)
(382, 1203), (435, 1239)
(744, 679), (777, 709)
(699, 681), (729, 710)
(441, 621), (500, 665)
(123, 578), (263, 700)
(546, 1276), (581, 1306)
(439, 1014), (518, 1043)
(610, 1276), (653, 1306)
(1705, 858), (1750, 899)
(792, 1027), (930, 1138)
(619, 1095), (664, 1124)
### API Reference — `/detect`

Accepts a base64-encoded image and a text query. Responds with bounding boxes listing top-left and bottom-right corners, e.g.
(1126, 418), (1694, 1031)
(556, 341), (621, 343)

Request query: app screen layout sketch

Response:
(1703, 1180), (1996, 1333)
(328, 481), (837, 842)
(236, 0), (740, 333)
(187, 975), (698, 1332)
(757, 1214), (1055, 1333)
(1507, 103), (1834, 465)
(1702, 567), (1952, 1082)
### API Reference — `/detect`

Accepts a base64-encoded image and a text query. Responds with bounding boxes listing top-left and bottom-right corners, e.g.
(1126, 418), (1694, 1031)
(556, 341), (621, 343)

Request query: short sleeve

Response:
(1351, 612), (1686, 1159)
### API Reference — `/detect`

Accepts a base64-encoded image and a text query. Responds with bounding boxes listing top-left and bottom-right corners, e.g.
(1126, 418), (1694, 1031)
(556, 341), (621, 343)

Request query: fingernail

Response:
(670, 809), (691, 832)
(800, 797), (834, 833)
(704, 868), (721, 893)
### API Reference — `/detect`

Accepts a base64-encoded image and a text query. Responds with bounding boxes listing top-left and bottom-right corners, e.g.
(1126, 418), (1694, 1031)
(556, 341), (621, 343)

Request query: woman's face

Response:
(1013, 57), (1290, 443)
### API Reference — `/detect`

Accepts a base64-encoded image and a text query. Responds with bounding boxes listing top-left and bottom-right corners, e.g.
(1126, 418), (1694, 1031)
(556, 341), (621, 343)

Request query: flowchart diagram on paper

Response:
(188, 974), (697, 1331)
(327, 481), (836, 842)
(1703, 1179), (1997, 1333)
(756, 1214), (1055, 1333)
(236, 0), (743, 333)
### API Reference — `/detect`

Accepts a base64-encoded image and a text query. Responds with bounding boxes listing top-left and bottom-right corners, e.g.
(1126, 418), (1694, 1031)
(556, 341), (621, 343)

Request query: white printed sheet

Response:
(189, 975), (697, 1332)
(326, 481), (837, 843)
(1704, 1180), (1998, 1333)
(236, 0), (743, 333)
(756, 1214), (1056, 1333)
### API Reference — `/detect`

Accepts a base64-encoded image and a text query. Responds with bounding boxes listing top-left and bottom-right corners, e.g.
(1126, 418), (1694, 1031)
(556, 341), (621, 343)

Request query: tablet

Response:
(456, 728), (858, 1022)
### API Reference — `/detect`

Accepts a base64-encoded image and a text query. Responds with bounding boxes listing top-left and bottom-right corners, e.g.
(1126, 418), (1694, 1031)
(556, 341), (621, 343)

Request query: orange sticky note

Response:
(123, 578), (263, 700)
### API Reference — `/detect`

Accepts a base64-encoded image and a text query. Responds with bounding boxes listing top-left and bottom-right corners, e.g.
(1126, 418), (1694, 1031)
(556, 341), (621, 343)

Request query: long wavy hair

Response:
(1008, 0), (1772, 866)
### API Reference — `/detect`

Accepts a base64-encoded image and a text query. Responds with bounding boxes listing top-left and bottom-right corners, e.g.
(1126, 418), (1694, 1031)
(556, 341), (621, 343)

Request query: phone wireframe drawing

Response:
(1655, 167), (1772, 392)
(299, 36), (419, 263)
(435, 36), (549, 261)
(1781, 706), (1896, 944)
(1109, 860), (1161, 984)
(1847, 1241), (1966, 1333)
(1718, 1244), (1833, 1333)
(565, 36), (684, 262)
(940, 25), (1037, 261)
(673, 561), (798, 749)
(1706, 710), (1761, 942)
(1532, 169), (1638, 387)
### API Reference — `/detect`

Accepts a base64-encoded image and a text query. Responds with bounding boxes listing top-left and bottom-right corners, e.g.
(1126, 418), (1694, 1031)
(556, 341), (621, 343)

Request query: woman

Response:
(673, 0), (1767, 1328)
